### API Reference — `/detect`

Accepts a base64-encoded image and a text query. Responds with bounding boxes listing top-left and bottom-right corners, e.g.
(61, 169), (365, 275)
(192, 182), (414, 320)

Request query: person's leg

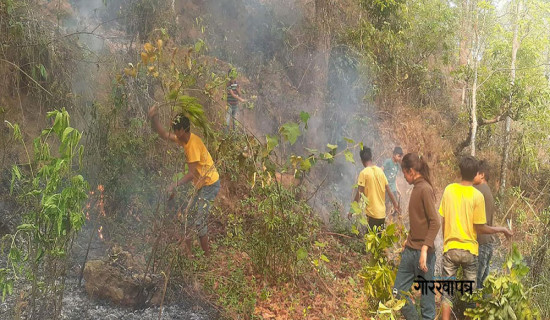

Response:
(182, 193), (199, 256)
(462, 251), (478, 291)
(231, 105), (238, 130)
(393, 248), (420, 320)
(225, 105), (232, 131)
(196, 181), (221, 256)
(419, 251), (436, 320)
(477, 243), (493, 289)
(441, 250), (460, 320)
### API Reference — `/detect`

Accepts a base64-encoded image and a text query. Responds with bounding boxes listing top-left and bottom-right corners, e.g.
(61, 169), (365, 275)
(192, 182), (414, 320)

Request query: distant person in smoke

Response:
(226, 68), (246, 132)
(381, 146), (403, 218)
(473, 160), (496, 289)
(440, 156), (512, 320)
(148, 105), (220, 257)
(392, 153), (440, 320)
(349, 147), (400, 230)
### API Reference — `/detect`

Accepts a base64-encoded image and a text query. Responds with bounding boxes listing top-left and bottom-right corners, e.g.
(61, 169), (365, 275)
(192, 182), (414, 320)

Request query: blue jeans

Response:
(225, 104), (238, 131)
(393, 247), (436, 320)
(188, 180), (220, 237)
(477, 243), (493, 289)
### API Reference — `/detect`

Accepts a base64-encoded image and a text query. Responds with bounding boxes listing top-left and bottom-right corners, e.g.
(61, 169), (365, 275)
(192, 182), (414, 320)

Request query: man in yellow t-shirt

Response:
(439, 156), (512, 320)
(149, 105), (220, 256)
(350, 147), (400, 230)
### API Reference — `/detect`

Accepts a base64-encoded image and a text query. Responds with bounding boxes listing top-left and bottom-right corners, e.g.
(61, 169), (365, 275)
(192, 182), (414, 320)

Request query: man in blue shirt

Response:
(381, 147), (403, 218)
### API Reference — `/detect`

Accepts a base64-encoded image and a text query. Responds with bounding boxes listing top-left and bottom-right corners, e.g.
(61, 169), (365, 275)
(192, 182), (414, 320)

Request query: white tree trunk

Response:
(470, 57), (478, 156)
(500, 0), (522, 194)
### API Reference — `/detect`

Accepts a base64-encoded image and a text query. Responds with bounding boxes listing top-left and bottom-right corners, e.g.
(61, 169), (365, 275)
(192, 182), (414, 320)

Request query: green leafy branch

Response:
(464, 244), (541, 320)
(2, 109), (89, 318)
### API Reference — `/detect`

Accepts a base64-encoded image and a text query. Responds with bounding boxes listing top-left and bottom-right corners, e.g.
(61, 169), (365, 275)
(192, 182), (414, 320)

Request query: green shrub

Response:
(464, 245), (541, 320)
(244, 184), (320, 283)
(3, 109), (89, 319)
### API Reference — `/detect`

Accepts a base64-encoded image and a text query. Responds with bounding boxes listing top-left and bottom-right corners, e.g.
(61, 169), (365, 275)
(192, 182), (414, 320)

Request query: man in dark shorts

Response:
(439, 156), (512, 320)
(149, 105), (221, 256)
(350, 147), (400, 230)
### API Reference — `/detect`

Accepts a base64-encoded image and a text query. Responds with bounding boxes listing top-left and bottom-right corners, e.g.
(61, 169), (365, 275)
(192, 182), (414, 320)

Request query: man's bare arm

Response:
(168, 162), (199, 195)
(148, 105), (177, 142)
(474, 224), (513, 239)
(229, 89), (246, 103)
(386, 184), (400, 213)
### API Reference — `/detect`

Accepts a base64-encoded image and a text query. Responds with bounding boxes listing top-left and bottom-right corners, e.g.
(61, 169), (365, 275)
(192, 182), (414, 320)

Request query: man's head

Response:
(392, 146), (403, 163)
(360, 147), (373, 166)
(473, 160), (490, 185)
(172, 114), (191, 142)
(459, 156), (479, 182)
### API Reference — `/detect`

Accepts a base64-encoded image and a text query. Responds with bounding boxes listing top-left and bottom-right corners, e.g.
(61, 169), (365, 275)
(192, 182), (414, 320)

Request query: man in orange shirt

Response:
(149, 105), (220, 256)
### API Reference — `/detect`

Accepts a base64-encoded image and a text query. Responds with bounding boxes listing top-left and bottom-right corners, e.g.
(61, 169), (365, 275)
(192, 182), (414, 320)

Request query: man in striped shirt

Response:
(226, 68), (245, 131)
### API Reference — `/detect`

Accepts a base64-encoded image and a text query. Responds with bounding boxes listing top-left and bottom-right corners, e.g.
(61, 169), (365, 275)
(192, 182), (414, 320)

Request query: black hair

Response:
(393, 146), (403, 156)
(478, 160), (490, 182)
(172, 114), (190, 132)
(360, 147), (372, 163)
(402, 153), (432, 186)
(459, 156), (479, 181)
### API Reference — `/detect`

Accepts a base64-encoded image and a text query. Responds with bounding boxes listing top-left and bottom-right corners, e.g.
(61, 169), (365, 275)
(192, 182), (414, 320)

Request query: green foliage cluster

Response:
(464, 245), (540, 319)
(2, 109), (88, 319)
(102, 0), (176, 42)
(359, 224), (402, 301)
(0, 0), (77, 110)
(349, 0), (457, 107)
(243, 183), (320, 282)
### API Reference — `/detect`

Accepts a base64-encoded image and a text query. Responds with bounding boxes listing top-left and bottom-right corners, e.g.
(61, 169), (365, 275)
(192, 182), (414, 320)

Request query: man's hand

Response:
(394, 205), (401, 215)
(502, 228), (513, 239)
(167, 182), (177, 197)
(419, 249), (428, 273)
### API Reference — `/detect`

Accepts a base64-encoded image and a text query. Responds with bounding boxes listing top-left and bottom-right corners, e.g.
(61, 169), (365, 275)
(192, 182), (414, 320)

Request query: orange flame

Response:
(98, 226), (104, 241)
(97, 185), (106, 217)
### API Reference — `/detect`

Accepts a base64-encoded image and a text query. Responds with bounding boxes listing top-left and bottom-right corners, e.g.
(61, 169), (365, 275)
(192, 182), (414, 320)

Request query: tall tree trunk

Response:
(459, 0), (472, 66)
(459, 0), (473, 107)
(469, 2), (480, 156)
(500, 0), (522, 196)
(470, 56), (478, 156)
(304, 0), (332, 148)
(309, 0), (331, 111)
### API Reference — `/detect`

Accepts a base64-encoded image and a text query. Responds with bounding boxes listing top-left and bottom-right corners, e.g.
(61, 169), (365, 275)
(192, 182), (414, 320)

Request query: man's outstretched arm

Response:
(474, 224), (513, 239)
(148, 105), (177, 142)
(386, 184), (400, 214)
(168, 162), (199, 195)
(229, 89), (246, 103)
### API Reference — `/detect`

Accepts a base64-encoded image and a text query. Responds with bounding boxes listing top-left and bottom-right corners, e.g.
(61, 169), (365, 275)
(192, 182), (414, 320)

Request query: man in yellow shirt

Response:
(439, 156), (512, 320)
(148, 105), (220, 256)
(350, 147), (400, 230)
